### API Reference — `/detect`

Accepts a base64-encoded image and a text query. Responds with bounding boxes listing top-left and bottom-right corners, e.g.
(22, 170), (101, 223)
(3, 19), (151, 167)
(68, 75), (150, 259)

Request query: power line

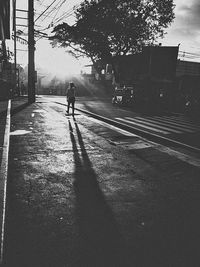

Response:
(53, 4), (79, 24)
(34, 1), (81, 35)
(41, 0), (65, 21)
(34, 0), (58, 23)
(50, 0), (66, 23)
(53, 9), (74, 23)
(34, 2), (80, 37)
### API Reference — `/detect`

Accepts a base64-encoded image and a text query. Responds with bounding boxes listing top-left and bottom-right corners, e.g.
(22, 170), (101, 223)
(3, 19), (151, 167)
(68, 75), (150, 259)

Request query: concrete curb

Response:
(0, 100), (11, 264)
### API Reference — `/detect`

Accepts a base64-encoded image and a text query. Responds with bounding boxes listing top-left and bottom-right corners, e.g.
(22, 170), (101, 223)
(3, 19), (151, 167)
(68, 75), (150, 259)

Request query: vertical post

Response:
(1, 40), (7, 61)
(13, 0), (18, 95)
(17, 68), (20, 90)
(28, 0), (35, 103)
(149, 46), (152, 77)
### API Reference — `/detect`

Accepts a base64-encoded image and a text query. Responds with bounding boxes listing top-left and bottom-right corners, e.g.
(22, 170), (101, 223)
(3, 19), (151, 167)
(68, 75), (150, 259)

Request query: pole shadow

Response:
(68, 117), (133, 267)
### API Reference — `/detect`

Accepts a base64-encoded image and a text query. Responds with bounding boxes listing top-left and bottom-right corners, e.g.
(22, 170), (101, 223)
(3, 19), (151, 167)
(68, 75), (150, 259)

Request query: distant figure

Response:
(66, 82), (76, 115)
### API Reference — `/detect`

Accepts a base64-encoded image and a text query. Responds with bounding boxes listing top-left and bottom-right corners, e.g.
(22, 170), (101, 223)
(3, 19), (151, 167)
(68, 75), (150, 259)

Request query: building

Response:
(176, 60), (200, 99)
(176, 60), (200, 77)
(0, 0), (11, 99)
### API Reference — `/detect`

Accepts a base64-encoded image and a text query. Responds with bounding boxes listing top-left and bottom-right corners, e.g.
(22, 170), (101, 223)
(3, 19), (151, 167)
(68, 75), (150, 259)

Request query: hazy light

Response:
(35, 40), (90, 79)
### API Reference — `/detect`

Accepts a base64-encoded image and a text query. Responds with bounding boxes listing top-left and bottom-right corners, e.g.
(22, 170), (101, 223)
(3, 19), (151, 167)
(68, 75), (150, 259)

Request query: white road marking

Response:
(145, 116), (198, 131)
(126, 117), (182, 134)
(115, 117), (170, 135)
(84, 115), (200, 167)
(156, 116), (200, 129)
(10, 130), (32, 136)
(133, 117), (194, 133)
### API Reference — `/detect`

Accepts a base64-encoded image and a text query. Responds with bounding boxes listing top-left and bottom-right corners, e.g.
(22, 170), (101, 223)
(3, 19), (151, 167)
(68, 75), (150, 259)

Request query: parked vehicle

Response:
(112, 86), (134, 106)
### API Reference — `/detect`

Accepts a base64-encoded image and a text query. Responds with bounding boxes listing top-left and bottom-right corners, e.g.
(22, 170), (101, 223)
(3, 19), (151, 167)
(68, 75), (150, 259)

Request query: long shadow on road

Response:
(4, 109), (134, 267)
(69, 117), (133, 267)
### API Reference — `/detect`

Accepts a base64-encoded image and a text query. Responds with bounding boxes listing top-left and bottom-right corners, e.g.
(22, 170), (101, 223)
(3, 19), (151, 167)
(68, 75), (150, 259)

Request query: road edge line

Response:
(0, 100), (11, 264)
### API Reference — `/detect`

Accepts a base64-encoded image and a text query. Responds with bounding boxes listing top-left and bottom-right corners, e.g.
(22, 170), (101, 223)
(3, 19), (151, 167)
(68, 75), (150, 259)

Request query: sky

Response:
(7, 0), (200, 78)
(159, 0), (200, 61)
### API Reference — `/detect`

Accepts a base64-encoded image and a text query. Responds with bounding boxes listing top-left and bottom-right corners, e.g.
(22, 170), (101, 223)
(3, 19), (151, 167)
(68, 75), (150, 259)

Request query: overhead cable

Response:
(34, 0), (58, 23)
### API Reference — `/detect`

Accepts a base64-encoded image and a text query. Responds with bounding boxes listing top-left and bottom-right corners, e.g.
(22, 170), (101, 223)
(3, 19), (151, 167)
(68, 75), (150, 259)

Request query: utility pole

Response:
(13, 0), (18, 95)
(28, 0), (35, 103)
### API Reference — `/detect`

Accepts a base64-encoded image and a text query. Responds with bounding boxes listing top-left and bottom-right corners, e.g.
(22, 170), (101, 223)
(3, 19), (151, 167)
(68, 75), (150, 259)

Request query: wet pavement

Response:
(1, 97), (200, 266)
(0, 97), (28, 168)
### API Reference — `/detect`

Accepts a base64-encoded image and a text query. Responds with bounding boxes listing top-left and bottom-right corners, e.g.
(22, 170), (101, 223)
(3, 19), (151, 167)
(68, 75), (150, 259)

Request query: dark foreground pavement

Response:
(0, 100), (8, 167)
(2, 97), (200, 267)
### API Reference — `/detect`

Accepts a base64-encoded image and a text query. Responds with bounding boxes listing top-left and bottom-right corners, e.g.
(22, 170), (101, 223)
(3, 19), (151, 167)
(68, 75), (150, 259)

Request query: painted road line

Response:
(168, 116), (200, 125)
(84, 114), (200, 168)
(0, 100), (11, 264)
(145, 116), (199, 131)
(155, 116), (200, 128)
(126, 117), (183, 134)
(134, 117), (194, 133)
(54, 101), (200, 153)
(115, 117), (170, 135)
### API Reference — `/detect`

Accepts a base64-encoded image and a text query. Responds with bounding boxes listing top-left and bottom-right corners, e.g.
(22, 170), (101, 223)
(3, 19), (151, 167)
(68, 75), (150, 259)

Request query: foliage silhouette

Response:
(50, 0), (175, 65)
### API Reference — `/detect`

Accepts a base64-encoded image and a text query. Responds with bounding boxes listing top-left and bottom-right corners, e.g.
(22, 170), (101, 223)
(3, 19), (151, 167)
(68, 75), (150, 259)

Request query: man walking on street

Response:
(66, 82), (76, 116)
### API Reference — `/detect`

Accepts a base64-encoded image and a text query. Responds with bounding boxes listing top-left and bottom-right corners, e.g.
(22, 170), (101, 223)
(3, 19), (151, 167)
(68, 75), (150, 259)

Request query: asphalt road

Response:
(50, 96), (200, 150)
(4, 96), (200, 267)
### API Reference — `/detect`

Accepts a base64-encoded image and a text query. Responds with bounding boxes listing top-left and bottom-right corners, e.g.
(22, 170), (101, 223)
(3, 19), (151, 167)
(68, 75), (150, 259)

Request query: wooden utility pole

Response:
(13, 0), (18, 95)
(28, 0), (35, 103)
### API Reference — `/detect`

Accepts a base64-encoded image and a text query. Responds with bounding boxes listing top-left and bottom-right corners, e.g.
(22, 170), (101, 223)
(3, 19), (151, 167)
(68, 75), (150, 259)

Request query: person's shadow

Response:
(68, 117), (133, 267)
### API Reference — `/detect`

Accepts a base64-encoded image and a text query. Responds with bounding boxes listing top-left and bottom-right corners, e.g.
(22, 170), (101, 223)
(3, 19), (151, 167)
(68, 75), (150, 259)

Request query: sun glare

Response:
(35, 40), (89, 79)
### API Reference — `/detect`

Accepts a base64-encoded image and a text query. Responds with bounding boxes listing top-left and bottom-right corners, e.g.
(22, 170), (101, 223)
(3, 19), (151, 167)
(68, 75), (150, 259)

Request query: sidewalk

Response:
(0, 96), (28, 265)
(1, 97), (200, 267)
(4, 99), (131, 267)
(0, 97), (29, 168)
(0, 100), (9, 161)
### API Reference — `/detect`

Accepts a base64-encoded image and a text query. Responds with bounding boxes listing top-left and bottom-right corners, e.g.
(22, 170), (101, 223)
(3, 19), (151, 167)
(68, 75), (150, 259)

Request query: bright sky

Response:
(159, 0), (200, 61)
(7, 0), (200, 78)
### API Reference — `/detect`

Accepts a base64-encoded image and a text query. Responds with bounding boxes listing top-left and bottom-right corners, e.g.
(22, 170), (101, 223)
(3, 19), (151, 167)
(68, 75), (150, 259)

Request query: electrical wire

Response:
(34, 3), (80, 37)
(40, 0), (64, 21)
(34, 1), (81, 35)
(50, 0), (66, 24)
(53, 4), (79, 24)
(34, 0), (58, 23)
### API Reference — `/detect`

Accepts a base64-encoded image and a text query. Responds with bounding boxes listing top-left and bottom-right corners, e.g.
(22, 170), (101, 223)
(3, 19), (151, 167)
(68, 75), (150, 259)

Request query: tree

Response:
(50, 0), (175, 65)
